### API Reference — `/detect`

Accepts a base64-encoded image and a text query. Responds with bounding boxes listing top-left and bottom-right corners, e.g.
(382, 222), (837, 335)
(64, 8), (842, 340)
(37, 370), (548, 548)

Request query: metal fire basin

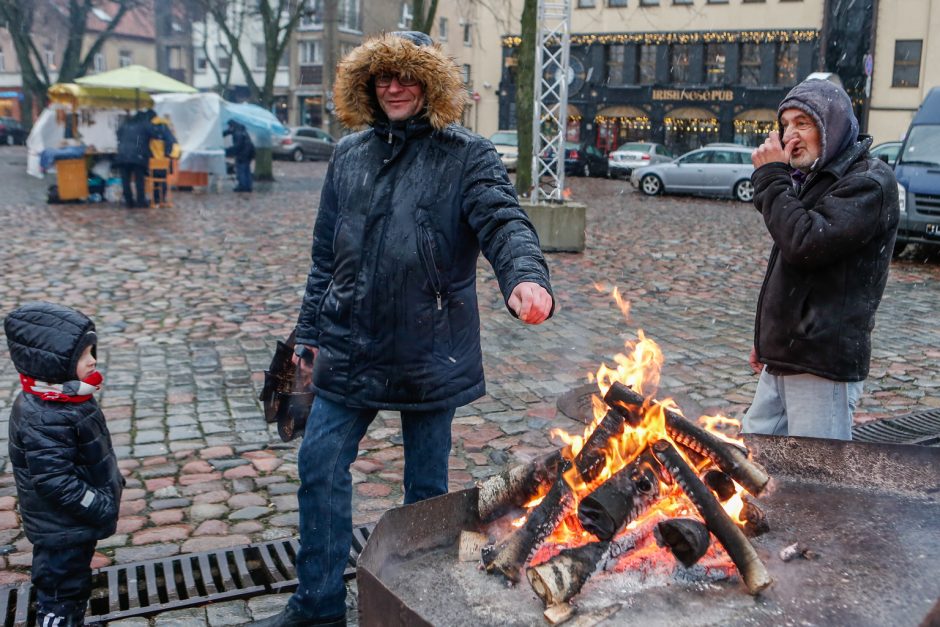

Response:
(358, 435), (940, 627)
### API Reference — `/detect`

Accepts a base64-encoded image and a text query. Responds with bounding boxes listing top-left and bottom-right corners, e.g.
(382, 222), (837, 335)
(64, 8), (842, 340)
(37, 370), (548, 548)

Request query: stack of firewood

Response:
(472, 382), (774, 623)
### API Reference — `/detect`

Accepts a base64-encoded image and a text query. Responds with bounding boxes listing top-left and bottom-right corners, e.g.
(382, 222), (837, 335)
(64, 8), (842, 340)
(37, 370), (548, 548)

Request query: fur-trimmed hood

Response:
(333, 32), (467, 131)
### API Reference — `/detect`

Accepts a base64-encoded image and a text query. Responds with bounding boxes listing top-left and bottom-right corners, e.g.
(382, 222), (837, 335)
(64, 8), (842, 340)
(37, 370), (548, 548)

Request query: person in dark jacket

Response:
(116, 111), (156, 208)
(224, 120), (255, 192)
(254, 32), (553, 627)
(4, 302), (123, 627)
(743, 78), (899, 440)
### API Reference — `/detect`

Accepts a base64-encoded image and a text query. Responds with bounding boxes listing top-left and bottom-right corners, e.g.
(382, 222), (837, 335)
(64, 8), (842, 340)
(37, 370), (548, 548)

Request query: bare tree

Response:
(410, 0), (439, 34)
(195, 11), (242, 94)
(196, 0), (310, 108)
(0, 0), (143, 125)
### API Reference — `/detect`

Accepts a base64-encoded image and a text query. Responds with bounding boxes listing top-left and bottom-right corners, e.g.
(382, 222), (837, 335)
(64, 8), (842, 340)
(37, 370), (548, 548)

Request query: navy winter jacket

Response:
(4, 303), (122, 547)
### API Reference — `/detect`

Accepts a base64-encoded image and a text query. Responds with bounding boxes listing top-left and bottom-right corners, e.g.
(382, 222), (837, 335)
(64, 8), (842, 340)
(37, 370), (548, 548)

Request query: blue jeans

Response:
(742, 369), (863, 440)
(235, 160), (252, 190)
(288, 395), (455, 619)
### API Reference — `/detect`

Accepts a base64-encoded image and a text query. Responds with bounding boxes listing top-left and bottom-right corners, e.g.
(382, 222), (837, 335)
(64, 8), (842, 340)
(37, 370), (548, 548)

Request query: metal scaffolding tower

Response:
(531, 0), (572, 204)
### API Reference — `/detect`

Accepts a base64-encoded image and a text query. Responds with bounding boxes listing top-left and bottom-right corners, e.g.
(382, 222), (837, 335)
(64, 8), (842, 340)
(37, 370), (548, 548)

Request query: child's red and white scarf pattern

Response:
(20, 371), (103, 403)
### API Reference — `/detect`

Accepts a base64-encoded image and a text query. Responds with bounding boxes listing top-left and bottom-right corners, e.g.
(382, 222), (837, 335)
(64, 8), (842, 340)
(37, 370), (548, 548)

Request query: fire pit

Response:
(358, 435), (940, 626)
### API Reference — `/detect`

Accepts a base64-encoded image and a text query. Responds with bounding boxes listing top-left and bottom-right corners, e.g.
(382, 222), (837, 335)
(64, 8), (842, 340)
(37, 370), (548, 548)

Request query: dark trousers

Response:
(288, 395), (455, 620)
(120, 163), (147, 207)
(32, 542), (95, 622)
(235, 160), (253, 191)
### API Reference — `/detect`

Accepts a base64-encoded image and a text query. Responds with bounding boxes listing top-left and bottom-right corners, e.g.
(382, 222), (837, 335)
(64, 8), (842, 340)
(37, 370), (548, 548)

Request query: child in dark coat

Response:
(4, 302), (123, 627)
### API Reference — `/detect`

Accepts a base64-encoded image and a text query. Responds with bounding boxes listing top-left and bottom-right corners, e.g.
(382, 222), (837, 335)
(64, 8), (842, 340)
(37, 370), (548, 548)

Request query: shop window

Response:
(739, 42), (761, 86)
(670, 44), (691, 83)
(607, 45), (627, 86)
(638, 45), (656, 85)
(776, 42), (798, 85)
(705, 43), (725, 85)
(892, 40), (922, 88)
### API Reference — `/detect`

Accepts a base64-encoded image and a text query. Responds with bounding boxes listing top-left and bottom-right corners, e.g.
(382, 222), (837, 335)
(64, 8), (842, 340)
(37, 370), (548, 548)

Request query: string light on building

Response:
(594, 115), (651, 130)
(503, 30), (818, 48)
(664, 117), (720, 133)
(734, 120), (777, 135)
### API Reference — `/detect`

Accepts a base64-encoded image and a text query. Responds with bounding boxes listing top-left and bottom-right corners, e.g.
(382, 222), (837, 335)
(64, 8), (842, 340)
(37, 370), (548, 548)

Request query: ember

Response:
(479, 318), (774, 619)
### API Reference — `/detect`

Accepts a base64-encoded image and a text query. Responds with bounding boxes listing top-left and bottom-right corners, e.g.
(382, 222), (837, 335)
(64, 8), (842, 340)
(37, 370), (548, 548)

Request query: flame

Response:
(517, 292), (755, 556)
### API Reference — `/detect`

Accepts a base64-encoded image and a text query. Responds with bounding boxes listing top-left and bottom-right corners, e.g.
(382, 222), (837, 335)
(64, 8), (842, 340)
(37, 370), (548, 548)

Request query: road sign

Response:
(863, 54), (874, 77)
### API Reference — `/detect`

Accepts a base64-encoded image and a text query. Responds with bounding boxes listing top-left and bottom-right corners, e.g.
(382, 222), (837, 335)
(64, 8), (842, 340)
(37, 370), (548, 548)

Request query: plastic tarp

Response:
(152, 93), (288, 175)
(26, 104), (126, 178)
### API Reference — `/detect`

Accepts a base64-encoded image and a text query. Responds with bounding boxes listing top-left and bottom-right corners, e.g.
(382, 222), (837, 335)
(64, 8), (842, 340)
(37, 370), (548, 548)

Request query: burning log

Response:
(576, 451), (661, 541)
(459, 530), (489, 562)
(477, 449), (565, 522)
(653, 518), (711, 567)
(483, 387), (642, 582)
(703, 469), (737, 502)
(607, 382), (770, 496)
(651, 439), (773, 595)
(741, 494), (770, 537)
(526, 540), (611, 607)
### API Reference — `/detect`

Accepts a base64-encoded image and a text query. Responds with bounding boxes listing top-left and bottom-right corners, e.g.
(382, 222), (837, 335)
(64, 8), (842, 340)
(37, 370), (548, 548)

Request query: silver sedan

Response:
(630, 144), (756, 202)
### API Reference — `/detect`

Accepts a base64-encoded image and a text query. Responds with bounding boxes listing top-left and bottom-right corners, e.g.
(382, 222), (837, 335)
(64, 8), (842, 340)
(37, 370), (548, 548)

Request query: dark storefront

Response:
(498, 30), (818, 156)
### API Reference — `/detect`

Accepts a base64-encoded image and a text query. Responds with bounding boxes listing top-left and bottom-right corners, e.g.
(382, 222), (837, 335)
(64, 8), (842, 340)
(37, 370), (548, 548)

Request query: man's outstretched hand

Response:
(508, 282), (553, 325)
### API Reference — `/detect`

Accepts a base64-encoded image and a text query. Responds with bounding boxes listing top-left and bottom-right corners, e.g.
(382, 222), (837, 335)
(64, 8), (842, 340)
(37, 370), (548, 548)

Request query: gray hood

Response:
(777, 79), (859, 171)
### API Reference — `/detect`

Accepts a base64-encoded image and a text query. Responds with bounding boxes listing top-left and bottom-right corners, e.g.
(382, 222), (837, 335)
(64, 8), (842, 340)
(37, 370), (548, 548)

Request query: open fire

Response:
(475, 292), (774, 622)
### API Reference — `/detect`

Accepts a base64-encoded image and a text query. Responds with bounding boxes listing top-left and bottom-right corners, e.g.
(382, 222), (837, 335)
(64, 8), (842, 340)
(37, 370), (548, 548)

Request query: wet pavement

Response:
(0, 144), (938, 624)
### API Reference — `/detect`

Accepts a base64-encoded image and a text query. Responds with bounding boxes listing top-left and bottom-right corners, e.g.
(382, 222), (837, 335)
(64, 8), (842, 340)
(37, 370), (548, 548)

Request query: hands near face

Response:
(751, 130), (798, 169)
(508, 281), (553, 325)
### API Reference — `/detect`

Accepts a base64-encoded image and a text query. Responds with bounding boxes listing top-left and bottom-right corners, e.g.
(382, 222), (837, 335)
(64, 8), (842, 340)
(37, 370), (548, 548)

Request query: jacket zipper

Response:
(419, 227), (444, 310)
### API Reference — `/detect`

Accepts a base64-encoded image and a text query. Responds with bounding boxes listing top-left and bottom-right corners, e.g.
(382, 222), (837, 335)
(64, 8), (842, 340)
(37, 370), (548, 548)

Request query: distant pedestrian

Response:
(224, 120), (255, 192)
(4, 302), (123, 627)
(116, 111), (156, 208)
(743, 78), (900, 440)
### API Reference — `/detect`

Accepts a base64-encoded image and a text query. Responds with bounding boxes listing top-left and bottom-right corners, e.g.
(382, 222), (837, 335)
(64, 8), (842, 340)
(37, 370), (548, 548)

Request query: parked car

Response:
(541, 141), (609, 177)
(608, 142), (673, 178)
(0, 117), (27, 146)
(273, 126), (336, 161)
(893, 86), (940, 256)
(489, 130), (518, 171)
(871, 141), (902, 166)
(630, 143), (756, 202)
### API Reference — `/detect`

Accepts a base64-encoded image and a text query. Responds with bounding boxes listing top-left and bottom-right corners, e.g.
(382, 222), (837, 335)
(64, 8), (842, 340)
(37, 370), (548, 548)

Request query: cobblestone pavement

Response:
(0, 144), (938, 624)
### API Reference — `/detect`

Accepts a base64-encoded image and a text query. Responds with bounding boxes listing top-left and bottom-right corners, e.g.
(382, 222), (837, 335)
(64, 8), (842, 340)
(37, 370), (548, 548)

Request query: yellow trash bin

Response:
(55, 158), (89, 201)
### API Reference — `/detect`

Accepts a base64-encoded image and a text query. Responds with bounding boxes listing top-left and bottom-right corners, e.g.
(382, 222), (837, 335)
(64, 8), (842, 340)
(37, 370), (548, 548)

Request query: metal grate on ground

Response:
(852, 409), (940, 446)
(0, 526), (372, 627)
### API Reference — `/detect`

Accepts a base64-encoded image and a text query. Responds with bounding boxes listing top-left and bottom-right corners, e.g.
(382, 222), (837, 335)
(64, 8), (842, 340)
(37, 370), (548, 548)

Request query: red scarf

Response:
(20, 371), (104, 403)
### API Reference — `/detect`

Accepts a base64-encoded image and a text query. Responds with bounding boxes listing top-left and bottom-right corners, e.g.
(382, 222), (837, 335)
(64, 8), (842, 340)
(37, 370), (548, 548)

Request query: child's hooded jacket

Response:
(4, 302), (123, 547)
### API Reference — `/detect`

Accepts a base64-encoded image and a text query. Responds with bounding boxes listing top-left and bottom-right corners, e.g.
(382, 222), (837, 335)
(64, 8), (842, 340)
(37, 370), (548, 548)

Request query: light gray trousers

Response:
(742, 369), (863, 441)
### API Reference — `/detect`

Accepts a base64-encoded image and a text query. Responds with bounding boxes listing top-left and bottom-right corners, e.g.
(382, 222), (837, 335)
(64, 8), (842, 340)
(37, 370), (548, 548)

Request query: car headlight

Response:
(897, 182), (906, 213)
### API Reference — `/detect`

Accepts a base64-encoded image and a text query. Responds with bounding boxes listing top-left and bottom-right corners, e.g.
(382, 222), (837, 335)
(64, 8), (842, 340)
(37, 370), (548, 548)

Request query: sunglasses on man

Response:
(375, 73), (420, 87)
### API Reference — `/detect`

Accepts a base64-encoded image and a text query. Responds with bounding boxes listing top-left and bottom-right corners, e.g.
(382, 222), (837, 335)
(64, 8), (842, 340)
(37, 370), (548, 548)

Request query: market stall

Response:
(27, 83), (156, 201)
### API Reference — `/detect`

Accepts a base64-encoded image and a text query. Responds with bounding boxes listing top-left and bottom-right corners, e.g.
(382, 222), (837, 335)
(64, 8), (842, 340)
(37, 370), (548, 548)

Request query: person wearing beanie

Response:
(4, 302), (123, 627)
(743, 78), (900, 440)
(254, 32), (554, 627)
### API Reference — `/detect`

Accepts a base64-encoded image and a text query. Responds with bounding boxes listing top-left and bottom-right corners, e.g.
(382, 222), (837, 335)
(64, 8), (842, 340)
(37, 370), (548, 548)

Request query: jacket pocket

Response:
(415, 210), (453, 360)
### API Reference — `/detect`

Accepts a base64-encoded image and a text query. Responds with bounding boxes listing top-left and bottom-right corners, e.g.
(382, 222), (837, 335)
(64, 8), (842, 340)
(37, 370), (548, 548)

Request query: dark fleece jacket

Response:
(295, 32), (553, 410)
(4, 302), (122, 547)
(751, 80), (899, 381)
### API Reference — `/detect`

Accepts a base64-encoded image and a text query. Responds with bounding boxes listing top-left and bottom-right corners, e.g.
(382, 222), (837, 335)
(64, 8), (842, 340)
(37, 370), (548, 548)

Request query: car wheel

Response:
(292, 148), (305, 162)
(640, 174), (662, 196)
(582, 162), (591, 177)
(892, 241), (908, 258)
(734, 179), (755, 202)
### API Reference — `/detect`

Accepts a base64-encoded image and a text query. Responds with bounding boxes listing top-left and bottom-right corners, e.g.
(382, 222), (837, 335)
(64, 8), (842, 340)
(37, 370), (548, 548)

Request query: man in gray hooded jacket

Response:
(743, 78), (899, 440)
